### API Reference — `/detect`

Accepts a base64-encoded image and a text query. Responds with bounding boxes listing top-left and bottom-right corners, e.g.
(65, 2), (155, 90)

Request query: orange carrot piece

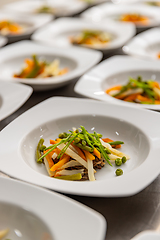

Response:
(123, 93), (140, 102)
(106, 85), (122, 94)
(43, 149), (54, 168)
(50, 138), (61, 145)
(83, 150), (95, 161)
(71, 143), (86, 161)
(93, 148), (101, 159)
(50, 155), (70, 171)
(102, 138), (121, 149)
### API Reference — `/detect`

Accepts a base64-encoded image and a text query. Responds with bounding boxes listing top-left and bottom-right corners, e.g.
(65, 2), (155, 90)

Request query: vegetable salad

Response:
(70, 29), (112, 48)
(13, 55), (69, 79)
(36, 126), (130, 181)
(119, 13), (149, 25)
(106, 76), (160, 104)
(0, 20), (23, 35)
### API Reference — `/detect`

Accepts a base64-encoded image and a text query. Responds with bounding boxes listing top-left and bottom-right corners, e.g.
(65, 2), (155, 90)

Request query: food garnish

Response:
(146, 1), (160, 6)
(119, 13), (149, 25)
(35, 5), (55, 14)
(13, 55), (69, 79)
(0, 20), (23, 35)
(36, 126), (130, 181)
(70, 29), (112, 48)
(106, 76), (160, 104)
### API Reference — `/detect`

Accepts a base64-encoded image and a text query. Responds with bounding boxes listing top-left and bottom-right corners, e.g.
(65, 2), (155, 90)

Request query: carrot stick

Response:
(123, 93), (140, 102)
(93, 148), (101, 159)
(83, 150), (95, 161)
(71, 143), (86, 160)
(50, 138), (61, 145)
(43, 150), (54, 168)
(50, 155), (70, 171)
(106, 85), (122, 94)
(102, 138), (121, 149)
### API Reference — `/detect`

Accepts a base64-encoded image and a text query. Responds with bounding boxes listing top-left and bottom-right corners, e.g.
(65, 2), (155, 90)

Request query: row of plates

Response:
(1, 1), (160, 240)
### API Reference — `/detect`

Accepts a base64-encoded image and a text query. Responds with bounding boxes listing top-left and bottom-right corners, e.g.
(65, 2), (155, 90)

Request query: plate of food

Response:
(81, 2), (160, 31)
(0, 176), (106, 240)
(123, 27), (160, 60)
(0, 96), (160, 197)
(0, 81), (32, 121)
(3, 0), (87, 17)
(0, 11), (53, 41)
(0, 40), (102, 91)
(32, 17), (135, 53)
(75, 55), (160, 110)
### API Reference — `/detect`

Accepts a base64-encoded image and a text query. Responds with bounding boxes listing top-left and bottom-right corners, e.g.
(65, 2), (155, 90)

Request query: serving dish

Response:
(0, 40), (102, 91)
(0, 81), (32, 121)
(75, 55), (160, 110)
(123, 27), (160, 60)
(0, 176), (106, 240)
(0, 11), (53, 42)
(0, 96), (160, 197)
(32, 17), (135, 53)
(3, 0), (87, 17)
(131, 230), (160, 240)
(81, 2), (160, 31)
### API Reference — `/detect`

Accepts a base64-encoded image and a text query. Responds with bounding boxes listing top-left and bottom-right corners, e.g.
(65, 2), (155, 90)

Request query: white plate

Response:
(131, 230), (160, 240)
(74, 55), (160, 110)
(3, 0), (87, 17)
(81, 2), (160, 30)
(32, 17), (136, 53)
(0, 40), (102, 91)
(0, 81), (32, 121)
(0, 35), (7, 47)
(0, 11), (53, 41)
(0, 96), (160, 197)
(123, 27), (160, 60)
(0, 176), (106, 240)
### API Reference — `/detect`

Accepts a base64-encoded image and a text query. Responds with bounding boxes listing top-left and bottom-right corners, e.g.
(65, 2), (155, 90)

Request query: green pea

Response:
(74, 137), (81, 143)
(122, 156), (127, 164)
(58, 133), (65, 139)
(115, 169), (123, 176)
(115, 158), (122, 166)
(82, 140), (86, 146)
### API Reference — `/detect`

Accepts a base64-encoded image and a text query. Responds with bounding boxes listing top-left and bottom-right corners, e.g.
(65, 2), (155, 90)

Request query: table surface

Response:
(1, 5), (160, 240)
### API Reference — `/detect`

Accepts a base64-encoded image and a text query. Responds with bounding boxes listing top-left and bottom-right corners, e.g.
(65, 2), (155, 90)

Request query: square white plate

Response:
(3, 0), (87, 17)
(81, 2), (160, 30)
(32, 17), (136, 53)
(0, 11), (53, 41)
(131, 230), (160, 240)
(0, 40), (102, 91)
(0, 97), (160, 197)
(123, 27), (160, 60)
(0, 81), (32, 121)
(74, 55), (160, 110)
(0, 176), (106, 240)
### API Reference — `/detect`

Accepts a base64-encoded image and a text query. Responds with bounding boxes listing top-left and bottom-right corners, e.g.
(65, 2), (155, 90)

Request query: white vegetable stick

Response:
(52, 152), (57, 160)
(0, 229), (9, 239)
(87, 158), (95, 181)
(44, 158), (55, 177)
(112, 88), (143, 98)
(153, 87), (160, 98)
(100, 139), (130, 160)
(108, 154), (122, 161)
(57, 160), (82, 170)
(57, 143), (88, 169)
(55, 169), (84, 177)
